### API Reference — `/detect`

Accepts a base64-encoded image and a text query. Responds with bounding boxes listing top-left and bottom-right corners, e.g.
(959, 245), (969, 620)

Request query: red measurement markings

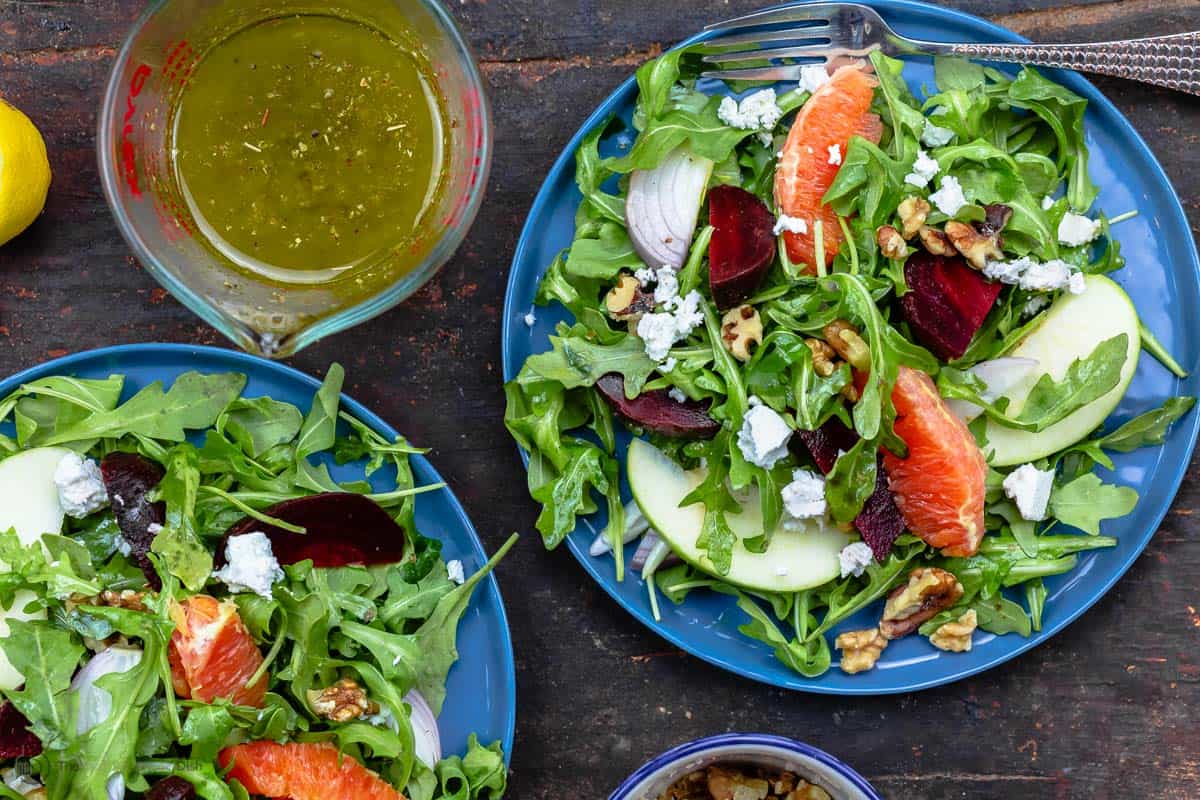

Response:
(120, 63), (153, 198)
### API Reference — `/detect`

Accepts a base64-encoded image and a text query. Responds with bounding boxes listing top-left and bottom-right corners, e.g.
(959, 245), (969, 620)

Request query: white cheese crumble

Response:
(798, 64), (832, 94)
(838, 541), (874, 579)
(773, 214), (808, 236)
(982, 257), (1027, 285)
(736, 399), (792, 469)
(53, 452), (109, 519)
(212, 532), (285, 599)
(1003, 464), (1055, 522)
(661, 357), (677, 374)
(634, 266), (656, 287)
(523, 310), (536, 327)
(651, 265), (680, 305)
(920, 119), (955, 147)
(1023, 294), (1051, 317)
(446, 559), (465, 585)
(781, 469), (827, 523)
(668, 387), (688, 404)
(1057, 212), (1102, 247)
(983, 256), (1086, 295)
(904, 148), (940, 188)
(929, 174), (968, 216)
(717, 89), (783, 136)
(633, 266), (705, 363)
(1041, 195), (1056, 211)
(827, 143), (842, 166)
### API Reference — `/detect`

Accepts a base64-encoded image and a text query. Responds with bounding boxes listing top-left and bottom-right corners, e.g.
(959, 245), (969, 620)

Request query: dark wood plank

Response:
(0, 2), (1198, 798)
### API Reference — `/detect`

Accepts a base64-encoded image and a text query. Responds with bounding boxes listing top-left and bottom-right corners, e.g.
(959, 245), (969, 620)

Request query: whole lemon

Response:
(0, 97), (50, 246)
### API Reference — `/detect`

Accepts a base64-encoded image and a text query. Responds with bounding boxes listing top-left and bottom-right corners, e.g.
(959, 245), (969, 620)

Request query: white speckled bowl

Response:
(609, 734), (882, 800)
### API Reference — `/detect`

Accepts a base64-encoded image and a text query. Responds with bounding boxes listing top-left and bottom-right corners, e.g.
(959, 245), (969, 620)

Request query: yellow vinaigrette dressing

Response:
(169, 14), (448, 286)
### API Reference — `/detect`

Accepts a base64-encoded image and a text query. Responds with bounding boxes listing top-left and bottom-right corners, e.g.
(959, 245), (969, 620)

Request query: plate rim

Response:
(499, 0), (1200, 694)
(0, 342), (518, 758)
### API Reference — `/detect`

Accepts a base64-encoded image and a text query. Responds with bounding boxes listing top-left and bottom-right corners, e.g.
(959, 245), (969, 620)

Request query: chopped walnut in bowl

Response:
(659, 764), (832, 800)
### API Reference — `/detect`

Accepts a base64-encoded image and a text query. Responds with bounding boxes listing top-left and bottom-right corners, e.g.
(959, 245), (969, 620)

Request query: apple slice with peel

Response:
(627, 438), (850, 592)
(0, 446), (72, 690)
(985, 275), (1141, 467)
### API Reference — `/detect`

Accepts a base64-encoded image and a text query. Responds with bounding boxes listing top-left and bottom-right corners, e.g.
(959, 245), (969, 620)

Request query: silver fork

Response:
(700, 3), (1200, 96)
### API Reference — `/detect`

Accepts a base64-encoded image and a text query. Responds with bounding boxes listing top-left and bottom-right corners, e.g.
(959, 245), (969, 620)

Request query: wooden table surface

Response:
(2, 0), (1199, 797)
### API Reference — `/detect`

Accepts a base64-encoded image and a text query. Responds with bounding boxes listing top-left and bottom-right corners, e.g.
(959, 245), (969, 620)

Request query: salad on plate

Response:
(0, 364), (512, 799)
(505, 47), (1195, 679)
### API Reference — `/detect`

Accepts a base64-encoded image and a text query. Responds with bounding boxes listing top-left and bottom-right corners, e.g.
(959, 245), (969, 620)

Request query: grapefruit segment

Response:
(883, 366), (987, 557)
(219, 741), (405, 800)
(774, 63), (882, 272)
(169, 595), (267, 708)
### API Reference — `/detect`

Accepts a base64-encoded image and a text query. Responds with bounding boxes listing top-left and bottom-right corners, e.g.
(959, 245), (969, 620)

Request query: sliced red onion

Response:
(626, 147), (714, 269)
(107, 773), (125, 800)
(629, 531), (662, 572)
(404, 689), (442, 768)
(69, 645), (143, 736)
(945, 357), (1040, 422)
(638, 537), (674, 581)
(589, 500), (649, 557)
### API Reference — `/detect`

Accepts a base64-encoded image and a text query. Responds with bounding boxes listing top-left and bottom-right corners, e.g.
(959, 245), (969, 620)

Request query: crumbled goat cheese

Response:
(634, 266), (656, 287)
(985, 256), (1086, 295)
(652, 266), (680, 305)
(781, 469), (827, 522)
(904, 148), (940, 188)
(929, 175), (968, 216)
(669, 387), (688, 404)
(1057, 212), (1102, 247)
(920, 119), (955, 147)
(446, 559), (465, 585)
(773, 214), (808, 236)
(717, 89), (782, 135)
(1041, 195), (1056, 210)
(523, 310), (536, 327)
(838, 541), (874, 579)
(736, 401), (792, 469)
(661, 357), (677, 374)
(827, 143), (842, 166)
(213, 532), (284, 599)
(1003, 464), (1055, 522)
(984, 256), (1035, 285)
(637, 313), (681, 362)
(798, 64), (832, 94)
(1023, 294), (1051, 317)
(633, 266), (704, 362)
(53, 452), (109, 519)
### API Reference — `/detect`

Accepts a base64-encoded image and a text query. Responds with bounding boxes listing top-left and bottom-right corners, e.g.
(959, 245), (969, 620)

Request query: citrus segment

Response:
(219, 741), (406, 800)
(883, 366), (987, 557)
(169, 595), (267, 707)
(774, 63), (881, 272)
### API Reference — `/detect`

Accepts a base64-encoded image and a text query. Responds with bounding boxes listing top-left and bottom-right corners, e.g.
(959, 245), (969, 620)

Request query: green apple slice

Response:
(985, 275), (1141, 467)
(627, 438), (850, 592)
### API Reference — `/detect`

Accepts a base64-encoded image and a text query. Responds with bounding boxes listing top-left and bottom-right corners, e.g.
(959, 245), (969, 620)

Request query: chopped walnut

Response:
(876, 225), (907, 260)
(835, 627), (887, 674)
(879, 567), (964, 640)
(917, 225), (956, 257)
(823, 320), (869, 370)
(605, 273), (655, 323)
(787, 785), (832, 800)
(707, 766), (770, 800)
(897, 196), (931, 239)
(804, 338), (838, 377)
(97, 589), (148, 612)
(721, 305), (764, 362)
(307, 678), (378, 723)
(945, 220), (1004, 270)
(929, 608), (978, 652)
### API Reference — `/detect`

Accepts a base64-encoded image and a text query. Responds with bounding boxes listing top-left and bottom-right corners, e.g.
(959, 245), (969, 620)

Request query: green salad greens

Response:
(0, 365), (510, 799)
(506, 48), (1194, 679)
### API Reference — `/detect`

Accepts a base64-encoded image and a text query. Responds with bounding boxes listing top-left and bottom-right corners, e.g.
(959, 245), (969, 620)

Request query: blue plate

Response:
(501, 0), (1200, 693)
(0, 344), (516, 760)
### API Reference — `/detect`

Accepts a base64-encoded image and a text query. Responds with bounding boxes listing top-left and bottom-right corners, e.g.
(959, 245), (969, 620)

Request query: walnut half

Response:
(835, 627), (888, 674)
(876, 225), (908, 260)
(945, 220), (1004, 270)
(605, 274), (655, 323)
(721, 305), (764, 362)
(879, 567), (964, 640)
(823, 320), (870, 371)
(307, 678), (378, 723)
(929, 608), (978, 652)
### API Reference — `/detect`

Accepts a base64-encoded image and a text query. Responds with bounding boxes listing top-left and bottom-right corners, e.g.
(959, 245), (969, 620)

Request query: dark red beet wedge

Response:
(146, 777), (198, 800)
(100, 452), (166, 590)
(595, 374), (720, 439)
(793, 418), (905, 560)
(221, 493), (406, 568)
(900, 251), (1002, 361)
(0, 702), (41, 758)
(708, 185), (776, 310)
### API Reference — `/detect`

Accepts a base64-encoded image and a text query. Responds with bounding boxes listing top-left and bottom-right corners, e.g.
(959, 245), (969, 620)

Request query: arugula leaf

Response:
(1007, 67), (1097, 211)
(135, 759), (238, 800)
(1049, 473), (1137, 535)
(1016, 334), (1128, 429)
(523, 327), (657, 399)
(531, 442), (609, 548)
(294, 364), (345, 459)
(218, 396), (303, 458)
(1091, 396), (1196, 453)
(179, 704), (235, 763)
(730, 592), (830, 678)
(0, 620), (83, 750)
(151, 446), (212, 592)
(45, 372), (245, 446)
(825, 439), (877, 524)
(8, 375), (124, 447)
(971, 595), (1033, 637)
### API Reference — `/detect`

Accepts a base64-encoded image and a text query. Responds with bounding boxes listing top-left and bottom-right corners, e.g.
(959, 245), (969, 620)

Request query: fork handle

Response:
(940, 32), (1200, 96)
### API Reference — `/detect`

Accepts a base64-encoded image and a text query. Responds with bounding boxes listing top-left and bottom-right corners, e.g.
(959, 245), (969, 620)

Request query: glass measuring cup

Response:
(98, 0), (491, 358)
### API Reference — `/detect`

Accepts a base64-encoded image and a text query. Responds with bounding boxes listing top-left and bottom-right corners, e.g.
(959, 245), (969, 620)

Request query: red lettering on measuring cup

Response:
(120, 63), (153, 198)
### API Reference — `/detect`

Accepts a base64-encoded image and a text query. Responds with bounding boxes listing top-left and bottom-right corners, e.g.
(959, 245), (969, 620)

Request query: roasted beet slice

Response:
(708, 185), (776, 310)
(100, 452), (166, 590)
(900, 251), (1002, 361)
(595, 373), (720, 440)
(145, 777), (198, 800)
(221, 493), (406, 568)
(0, 702), (41, 759)
(793, 417), (905, 560)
